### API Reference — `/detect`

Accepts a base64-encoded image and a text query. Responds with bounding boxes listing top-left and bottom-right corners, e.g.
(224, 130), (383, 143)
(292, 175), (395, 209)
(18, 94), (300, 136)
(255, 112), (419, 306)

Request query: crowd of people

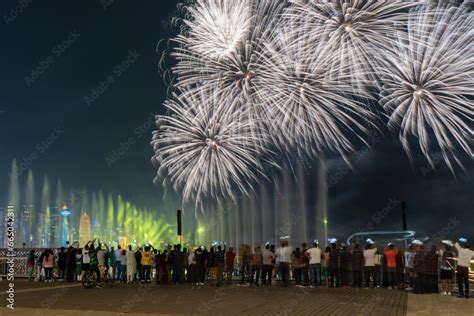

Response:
(26, 237), (473, 298)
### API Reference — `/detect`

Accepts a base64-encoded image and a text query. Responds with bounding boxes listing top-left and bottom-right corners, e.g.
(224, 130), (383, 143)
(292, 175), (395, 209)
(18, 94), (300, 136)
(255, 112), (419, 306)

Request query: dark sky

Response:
(0, 0), (177, 205)
(0, 1), (472, 238)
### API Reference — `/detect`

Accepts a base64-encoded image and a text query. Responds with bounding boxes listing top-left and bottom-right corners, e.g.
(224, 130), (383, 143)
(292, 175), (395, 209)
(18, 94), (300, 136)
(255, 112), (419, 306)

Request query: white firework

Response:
(172, 0), (286, 135)
(379, 2), (474, 172)
(178, 0), (252, 60)
(285, 0), (418, 92)
(255, 24), (378, 164)
(151, 88), (268, 207)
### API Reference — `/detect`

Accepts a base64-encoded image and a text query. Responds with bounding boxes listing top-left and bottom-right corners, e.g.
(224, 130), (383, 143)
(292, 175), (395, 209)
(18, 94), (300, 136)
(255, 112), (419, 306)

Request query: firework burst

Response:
(285, 0), (418, 92)
(379, 2), (473, 172)
(153, 0), (473, 208)
(151, 87), (268, 207)
(255, 24), (378, 164)
(172, 0), (286, 130)
(178, 0), (252, 60)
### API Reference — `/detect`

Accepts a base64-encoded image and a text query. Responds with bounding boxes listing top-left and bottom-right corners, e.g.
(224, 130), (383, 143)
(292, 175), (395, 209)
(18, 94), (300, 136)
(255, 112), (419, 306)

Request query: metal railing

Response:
(0, 257), (28, 278)
(0, 248), (58, 278)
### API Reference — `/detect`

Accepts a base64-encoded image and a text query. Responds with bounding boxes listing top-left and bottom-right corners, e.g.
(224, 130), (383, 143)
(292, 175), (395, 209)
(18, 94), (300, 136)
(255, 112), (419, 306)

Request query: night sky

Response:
(0, 1), (472, 239)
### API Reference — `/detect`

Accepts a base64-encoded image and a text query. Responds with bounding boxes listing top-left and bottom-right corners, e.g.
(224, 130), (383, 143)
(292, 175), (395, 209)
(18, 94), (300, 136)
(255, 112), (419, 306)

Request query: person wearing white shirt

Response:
(275, 241), (293, 287)
(126, 245), (137, 284)
(455, 241), (474, 298)
(364, 244), (378, 288)
(97, 243), (109, 283)
(404, 245), (416, 291)
(97, 244), (108, 267)
(305, 241), (322, 287)
(115, 246), (123, 281)
(118, 248), (127, 283)
(187, 251), (197, 286)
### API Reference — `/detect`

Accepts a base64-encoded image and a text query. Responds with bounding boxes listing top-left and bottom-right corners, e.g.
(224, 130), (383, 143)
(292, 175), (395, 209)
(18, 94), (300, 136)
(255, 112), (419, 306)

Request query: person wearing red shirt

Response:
(225, 247), (236, 285)
(384, 244), (399, 289)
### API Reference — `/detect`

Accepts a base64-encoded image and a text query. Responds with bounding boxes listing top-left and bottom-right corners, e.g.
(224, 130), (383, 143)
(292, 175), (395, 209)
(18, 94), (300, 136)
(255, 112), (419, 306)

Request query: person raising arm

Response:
(454, 238), (474, 298)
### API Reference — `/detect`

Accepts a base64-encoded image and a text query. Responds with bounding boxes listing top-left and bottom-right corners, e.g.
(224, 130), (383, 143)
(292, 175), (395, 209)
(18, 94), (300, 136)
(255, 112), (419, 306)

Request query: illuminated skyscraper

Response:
(20, 204), (33, 245)
(60, 203), (72, 247)
(79, 213), (91, 247)
(50, 207), (60, 247)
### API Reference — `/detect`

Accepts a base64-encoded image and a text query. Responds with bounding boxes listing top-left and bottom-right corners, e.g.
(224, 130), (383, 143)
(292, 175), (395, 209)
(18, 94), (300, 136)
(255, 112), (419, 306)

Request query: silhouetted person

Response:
(195, 246), (207, 285)
(328, 243), (340, 287)
(413, 244), (426, 294)
(352, 243), (364, 288)
(301, 243), (309, 286)
(340, 245), (352, 287)
(455, 241), (474, 298)
(27, 250), (37, 281)
(172, 244), (184, 284)
(65, 246), (76, 282)
(58, 247), (67, 280)
(438, 244), (454, 295)
(424, 245), (439, 293)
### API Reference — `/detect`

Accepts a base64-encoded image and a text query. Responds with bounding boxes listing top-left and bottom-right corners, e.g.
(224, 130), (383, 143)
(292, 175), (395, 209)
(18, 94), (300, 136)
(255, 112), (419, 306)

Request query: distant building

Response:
(59, 203), (72, 247)
(20, 204), (33, 246)
(79, 213), (91, 248)
(50, 207), (60, 247)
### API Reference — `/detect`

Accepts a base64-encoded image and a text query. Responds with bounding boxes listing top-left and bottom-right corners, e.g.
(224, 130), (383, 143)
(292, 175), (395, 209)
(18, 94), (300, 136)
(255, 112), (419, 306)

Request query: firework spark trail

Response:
(177, 0), (252, 60)
(255, 23), (378, 165)
(285, 0), (419, 93)
(153, 0), (473, 208)
(172, 0), (285, 93)
(171, 0), (287, 143)
(151, 87), (269, 208)
(379, 2), (474, 172)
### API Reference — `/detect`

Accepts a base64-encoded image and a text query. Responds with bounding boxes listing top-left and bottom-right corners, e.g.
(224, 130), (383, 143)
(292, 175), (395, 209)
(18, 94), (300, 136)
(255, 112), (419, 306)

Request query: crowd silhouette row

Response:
(27, 237), (473, 298)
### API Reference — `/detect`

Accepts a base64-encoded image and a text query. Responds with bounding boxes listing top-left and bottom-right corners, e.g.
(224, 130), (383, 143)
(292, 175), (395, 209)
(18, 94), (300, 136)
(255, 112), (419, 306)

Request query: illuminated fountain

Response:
(316, 157), (329, 244)
(40, 175), (50, 247)
(24, 170), (35, 246)
(187, 158), (330, 249)
(79, 213), (91, 247)
(3, 160), (179, 248)
(3, 158), (332, 249)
